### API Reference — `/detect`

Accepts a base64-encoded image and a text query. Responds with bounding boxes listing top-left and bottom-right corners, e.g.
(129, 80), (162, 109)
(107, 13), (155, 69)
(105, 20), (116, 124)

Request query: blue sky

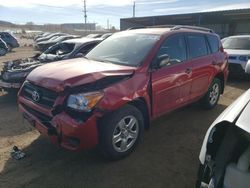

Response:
(0, 0), (250, 28)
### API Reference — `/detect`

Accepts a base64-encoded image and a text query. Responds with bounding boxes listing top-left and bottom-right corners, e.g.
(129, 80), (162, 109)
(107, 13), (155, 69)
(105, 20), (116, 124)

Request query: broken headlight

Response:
(67, 91), (104, 112)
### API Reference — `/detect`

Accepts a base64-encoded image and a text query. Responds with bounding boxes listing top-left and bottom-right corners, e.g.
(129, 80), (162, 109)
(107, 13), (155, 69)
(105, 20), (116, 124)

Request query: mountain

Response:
(0, 20), (14, 27)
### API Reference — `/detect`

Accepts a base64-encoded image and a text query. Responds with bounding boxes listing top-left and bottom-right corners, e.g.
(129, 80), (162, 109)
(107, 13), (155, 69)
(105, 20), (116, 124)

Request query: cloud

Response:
(0, 0), (137, 8)
(137, 0), (179, 5)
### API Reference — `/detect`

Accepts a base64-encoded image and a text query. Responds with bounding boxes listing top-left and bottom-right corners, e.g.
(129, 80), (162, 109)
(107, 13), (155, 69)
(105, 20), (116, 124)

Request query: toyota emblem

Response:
(31, 91), (40, 102)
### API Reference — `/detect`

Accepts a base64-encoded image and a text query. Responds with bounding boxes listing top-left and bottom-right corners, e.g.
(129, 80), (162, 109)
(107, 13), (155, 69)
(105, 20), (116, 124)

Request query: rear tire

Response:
(200, 78), (221, 109)
(99, 104), (144, 160)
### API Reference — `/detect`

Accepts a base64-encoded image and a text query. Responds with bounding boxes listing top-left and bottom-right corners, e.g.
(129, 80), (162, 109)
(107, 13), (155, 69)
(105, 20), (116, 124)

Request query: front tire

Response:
(99, 104), (144, 160)
(200, 78), (221, 109)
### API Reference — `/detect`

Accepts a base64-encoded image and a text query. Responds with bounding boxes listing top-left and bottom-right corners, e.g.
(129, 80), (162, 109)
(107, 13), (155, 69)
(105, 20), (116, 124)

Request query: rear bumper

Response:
(0, 79), (21, 89)
(19, 96), (99, 151)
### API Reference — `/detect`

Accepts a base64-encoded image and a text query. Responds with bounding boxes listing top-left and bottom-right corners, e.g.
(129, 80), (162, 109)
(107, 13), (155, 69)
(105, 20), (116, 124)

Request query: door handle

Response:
(185, 68), (192, 74)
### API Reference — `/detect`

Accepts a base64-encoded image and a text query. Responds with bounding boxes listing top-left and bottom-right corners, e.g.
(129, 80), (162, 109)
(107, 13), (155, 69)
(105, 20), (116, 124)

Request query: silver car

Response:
(222, 35), (250, 78)
(197, 89), (250, 188)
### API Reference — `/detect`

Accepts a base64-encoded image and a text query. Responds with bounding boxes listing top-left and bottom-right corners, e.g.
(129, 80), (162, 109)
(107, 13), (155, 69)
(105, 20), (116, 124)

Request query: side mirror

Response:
(158, 54), (170, 68)
(75, 53), (84, 58)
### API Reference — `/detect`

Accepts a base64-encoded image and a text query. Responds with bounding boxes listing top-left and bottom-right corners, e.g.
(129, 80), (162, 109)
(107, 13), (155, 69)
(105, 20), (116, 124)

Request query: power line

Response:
(133, 1), (135, 17)
(83, 0), (87, 24)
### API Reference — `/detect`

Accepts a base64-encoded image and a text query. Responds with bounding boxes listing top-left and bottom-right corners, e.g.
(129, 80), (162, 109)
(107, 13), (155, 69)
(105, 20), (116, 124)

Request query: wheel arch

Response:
(214, 72), (225, 94)
(127, 97), (150, 130)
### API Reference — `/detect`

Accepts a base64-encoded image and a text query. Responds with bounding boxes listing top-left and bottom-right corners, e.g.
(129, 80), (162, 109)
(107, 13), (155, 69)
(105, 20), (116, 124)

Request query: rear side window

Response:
(187, 34), (208, 59)
(207, 35), (219, 53)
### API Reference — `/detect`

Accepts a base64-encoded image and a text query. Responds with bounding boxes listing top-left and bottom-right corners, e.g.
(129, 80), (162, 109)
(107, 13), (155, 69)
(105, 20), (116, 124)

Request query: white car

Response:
(197, 89), (250, 188)
(222, 35), (250, 78)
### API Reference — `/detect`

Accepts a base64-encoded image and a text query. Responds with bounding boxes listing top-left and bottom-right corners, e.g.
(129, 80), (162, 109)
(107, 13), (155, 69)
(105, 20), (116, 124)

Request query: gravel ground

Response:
(0, 46), (249, 188)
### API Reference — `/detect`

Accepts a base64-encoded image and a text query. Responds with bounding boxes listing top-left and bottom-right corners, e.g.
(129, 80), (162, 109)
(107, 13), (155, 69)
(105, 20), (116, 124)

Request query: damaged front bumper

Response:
(18, 95), (100, 151)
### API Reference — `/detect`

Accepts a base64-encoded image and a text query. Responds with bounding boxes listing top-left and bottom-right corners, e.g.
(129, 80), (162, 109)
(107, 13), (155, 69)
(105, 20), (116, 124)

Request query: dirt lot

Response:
(0, 47), (249, 188)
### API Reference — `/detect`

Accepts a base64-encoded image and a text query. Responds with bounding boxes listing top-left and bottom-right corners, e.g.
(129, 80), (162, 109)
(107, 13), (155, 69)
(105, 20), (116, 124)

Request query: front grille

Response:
(21, 82), (58, 109)
(21, 103), (57, 135)
(21, 102), (52, 122)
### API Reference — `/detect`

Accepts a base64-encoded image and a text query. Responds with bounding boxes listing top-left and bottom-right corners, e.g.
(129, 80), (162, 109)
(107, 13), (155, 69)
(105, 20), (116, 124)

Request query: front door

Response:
(151, 34), (193, 118)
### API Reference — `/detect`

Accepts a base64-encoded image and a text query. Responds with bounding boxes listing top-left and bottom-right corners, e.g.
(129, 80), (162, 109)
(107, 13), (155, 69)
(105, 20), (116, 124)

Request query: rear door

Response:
(186, 33), (215, 100)
(151, 34), (193, 117)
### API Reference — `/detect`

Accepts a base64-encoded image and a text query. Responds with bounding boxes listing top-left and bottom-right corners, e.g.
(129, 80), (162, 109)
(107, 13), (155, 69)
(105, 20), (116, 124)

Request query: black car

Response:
(0, 38), (8, 56)
(0, 32), (19, 51)
(0, 37), (103, 91)
(38, 37), (103, 62)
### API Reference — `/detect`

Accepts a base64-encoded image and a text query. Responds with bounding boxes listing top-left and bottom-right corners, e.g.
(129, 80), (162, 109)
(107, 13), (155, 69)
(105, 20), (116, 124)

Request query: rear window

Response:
(207, 35), (219, 53)
(187, 34), (208, 59)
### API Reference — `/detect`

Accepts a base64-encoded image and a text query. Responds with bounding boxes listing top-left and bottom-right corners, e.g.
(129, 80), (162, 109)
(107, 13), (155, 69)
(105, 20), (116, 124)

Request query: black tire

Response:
(99, 104), (144, 160)
(200, 78), (221, 109)
(0, 47), (7, 56)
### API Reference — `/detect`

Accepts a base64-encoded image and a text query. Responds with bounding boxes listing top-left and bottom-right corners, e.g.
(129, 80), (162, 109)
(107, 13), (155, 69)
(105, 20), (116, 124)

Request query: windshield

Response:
(222, 37), (250, 50)
(86, 32), (160, 67)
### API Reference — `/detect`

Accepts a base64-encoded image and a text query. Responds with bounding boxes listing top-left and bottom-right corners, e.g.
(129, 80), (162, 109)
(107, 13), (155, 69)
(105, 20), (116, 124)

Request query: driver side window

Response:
(157, 34), (187, 66)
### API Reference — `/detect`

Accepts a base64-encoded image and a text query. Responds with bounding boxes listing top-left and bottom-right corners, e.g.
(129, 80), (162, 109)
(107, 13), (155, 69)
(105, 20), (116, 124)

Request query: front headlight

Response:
(67, 91), (104, 112)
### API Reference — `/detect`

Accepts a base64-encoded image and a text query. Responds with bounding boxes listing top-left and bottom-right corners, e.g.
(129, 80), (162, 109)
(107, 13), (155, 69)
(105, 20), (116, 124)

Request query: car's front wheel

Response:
(201, 78), (221, 109)
(99, 104), (144, 160)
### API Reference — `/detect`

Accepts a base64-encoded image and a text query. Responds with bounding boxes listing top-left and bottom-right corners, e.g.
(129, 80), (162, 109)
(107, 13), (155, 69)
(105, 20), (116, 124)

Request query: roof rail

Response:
(171, 25), (214, 33)
(147, 25), (175, 28)
(126, 26), (145, 30)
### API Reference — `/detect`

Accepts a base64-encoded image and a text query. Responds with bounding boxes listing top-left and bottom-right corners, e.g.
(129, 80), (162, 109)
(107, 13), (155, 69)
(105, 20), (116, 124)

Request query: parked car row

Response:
(0, 37), (103, 92)
(34, 33), (81, 51)
(34, 32), (113, 52)
(0, 32), (19, 56)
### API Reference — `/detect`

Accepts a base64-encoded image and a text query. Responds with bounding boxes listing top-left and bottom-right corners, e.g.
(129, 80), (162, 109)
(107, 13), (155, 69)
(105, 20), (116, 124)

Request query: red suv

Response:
(18, 26), (228, 160)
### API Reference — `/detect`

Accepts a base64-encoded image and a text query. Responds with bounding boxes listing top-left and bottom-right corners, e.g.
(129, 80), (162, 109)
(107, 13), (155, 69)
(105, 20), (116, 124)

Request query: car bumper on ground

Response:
(18, 96), (99, 151)
(0, 79), (21, 89)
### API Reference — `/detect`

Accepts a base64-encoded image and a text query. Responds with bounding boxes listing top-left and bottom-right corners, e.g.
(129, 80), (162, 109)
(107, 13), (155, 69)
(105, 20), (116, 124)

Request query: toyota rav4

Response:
(18, 26), (229, 160)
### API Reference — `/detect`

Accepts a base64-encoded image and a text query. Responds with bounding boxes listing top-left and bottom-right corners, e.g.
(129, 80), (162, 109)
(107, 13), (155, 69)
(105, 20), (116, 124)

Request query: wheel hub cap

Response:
(112, 115), (139, 152)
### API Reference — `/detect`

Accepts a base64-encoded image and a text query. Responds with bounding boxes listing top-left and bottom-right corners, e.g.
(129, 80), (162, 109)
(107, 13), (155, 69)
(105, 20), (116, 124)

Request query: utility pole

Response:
(84, 0), (87, 24)
(133, 1), (135, 17)
(107, 19), (109, 30)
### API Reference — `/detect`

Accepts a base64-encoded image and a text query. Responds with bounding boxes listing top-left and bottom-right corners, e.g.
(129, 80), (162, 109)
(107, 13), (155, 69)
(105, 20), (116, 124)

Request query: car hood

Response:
(27, 58), (136, 92)
(199, 89), (250, 164)
(224, 49), (250, 55)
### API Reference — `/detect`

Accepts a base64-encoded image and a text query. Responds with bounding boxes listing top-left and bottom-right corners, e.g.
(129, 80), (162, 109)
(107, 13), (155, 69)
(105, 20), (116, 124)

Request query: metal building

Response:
(120, 8), (250, 37)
